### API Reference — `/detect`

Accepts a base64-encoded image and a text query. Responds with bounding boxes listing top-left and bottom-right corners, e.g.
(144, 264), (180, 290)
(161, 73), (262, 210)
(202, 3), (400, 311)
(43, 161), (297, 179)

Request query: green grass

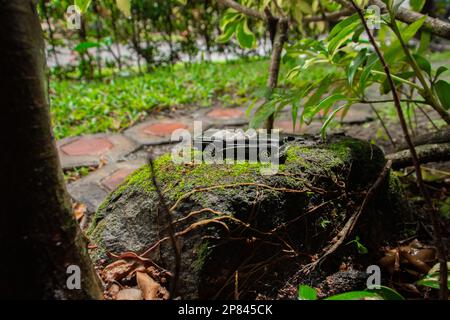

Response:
(51, 58), (270, 139)
(50, 52), (449, 139)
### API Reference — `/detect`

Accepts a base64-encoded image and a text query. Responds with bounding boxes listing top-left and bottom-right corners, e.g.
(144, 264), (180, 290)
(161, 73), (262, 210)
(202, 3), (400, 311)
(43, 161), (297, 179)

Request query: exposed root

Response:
(301, 160), (392, 274)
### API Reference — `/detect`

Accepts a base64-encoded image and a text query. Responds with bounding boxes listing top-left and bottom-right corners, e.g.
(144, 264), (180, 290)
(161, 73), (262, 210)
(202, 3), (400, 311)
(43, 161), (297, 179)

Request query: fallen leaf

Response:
(101, 259), (138, 282)
(73, 202), (86, 221)
(116, 288), (143, 300)
(107, 283), (121, 299)
(136, 271), (169, 300)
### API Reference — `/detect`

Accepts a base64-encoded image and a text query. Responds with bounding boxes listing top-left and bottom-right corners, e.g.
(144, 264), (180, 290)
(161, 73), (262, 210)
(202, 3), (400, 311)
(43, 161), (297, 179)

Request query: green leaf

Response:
(435, 66), (448, 79)
(328, 14), (359, 40)
(325, 291), (381, 300)
(401, 16), (427, 41)
(418, 31), (430, 54)
(435, 80), (450, 110)
(359, 53), (379, 91)
(298, 285), (318, 300)
(220, 10), (240, 30)
(249, 100), (276, 128)
(236, 20), (256, 49)
(74, 41), (100, 53)
(385, 16), (427, 63)
(412, 54), (431, 76)
(305, 94), (346, 122)
(304, 76), (332, 108)
(416, 262), (450, 290)
(216, 21), (237, 44)
(410, 0), (426, 11)
(74, 0), (91, 13)
(116, 0), (131, 17)
(381, 71), (415, 94)
(367, 286), (405, 300)
(321, 105), (345, 139)
(328, 22), (357, 56)
(348, 48), (367, 86)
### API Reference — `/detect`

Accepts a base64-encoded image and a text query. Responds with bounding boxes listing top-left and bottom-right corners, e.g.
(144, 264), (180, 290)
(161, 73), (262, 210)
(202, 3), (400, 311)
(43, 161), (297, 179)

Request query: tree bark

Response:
(265, 18), (288, 130)
(397, 129), (450, 151)
(387, 143), (450, 169)
(0, 0), (102, 299)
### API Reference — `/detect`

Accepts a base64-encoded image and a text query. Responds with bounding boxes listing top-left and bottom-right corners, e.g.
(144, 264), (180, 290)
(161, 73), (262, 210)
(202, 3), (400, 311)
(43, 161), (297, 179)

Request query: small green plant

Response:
(298, 284), (405, 300)
(346, 236), (368, 255)
(416, 263), (450, 290)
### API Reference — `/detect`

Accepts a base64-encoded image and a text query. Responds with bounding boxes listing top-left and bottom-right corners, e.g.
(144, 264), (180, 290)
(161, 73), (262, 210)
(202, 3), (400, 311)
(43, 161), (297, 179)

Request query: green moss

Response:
(388, 171), (403, 195)
(284, 144), (347, 175)
(193, 241), (212, 274)
(87, 219), (107, 261)
(90, 137), (385, 233)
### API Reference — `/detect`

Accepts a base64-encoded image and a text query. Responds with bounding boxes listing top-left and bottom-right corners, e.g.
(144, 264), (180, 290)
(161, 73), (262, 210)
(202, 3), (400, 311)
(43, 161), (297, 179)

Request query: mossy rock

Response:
(88, 135), (410, 299)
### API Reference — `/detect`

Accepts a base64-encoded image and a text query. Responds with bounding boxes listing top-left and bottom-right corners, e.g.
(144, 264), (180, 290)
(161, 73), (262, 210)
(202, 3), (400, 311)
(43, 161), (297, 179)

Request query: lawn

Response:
(50, 58), (270, 139)
(50, 52), (449, 140)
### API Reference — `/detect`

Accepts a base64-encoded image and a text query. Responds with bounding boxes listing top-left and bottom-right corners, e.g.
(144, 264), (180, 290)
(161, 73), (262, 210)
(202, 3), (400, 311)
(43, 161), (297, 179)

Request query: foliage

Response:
(254, 9), (450, 135)
(298, 284), (405, 300)
(416, 263), (450, 290)
(51, 59), (270, 138)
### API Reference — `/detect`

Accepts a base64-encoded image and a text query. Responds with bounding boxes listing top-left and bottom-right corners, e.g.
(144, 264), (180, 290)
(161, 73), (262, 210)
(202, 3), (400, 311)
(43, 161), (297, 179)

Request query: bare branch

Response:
(387, 143), (450, 169)
(217, 0), (267, 20)
(371, 0), (450, 39)
(336, 0), (450, 39)
(303, 9), (353, 22)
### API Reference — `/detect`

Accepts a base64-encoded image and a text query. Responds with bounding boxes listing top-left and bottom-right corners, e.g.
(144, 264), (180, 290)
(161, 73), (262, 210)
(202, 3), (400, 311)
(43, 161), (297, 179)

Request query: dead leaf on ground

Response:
(379, 239), (436, 275)
(116, 288), (143, 300)
(136, 271), (169, 300)
(101, 259), (140, 283)
(72, 202), (86, 221)
(106, 283), (121, 300)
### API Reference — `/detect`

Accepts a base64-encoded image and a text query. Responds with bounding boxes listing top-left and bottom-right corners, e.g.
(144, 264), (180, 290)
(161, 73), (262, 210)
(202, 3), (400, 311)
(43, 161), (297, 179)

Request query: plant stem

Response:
(368, 103), (396, 147)
(389, 15), (450, 125)
(349, 0), (448, 300)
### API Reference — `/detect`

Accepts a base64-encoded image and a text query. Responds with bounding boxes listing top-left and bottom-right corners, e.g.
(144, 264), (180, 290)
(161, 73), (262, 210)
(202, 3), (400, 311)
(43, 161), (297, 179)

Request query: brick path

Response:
(58, 103), (373, 215)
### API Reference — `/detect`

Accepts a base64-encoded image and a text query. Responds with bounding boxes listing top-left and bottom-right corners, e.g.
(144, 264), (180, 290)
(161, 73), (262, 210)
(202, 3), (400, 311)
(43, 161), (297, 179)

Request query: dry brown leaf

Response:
(107, 283), (121, 299)
(72, 202), (86, 221)
(116, 288), (143, 300)
(136, 271), (169, 300)
(101, 259), (138, 282)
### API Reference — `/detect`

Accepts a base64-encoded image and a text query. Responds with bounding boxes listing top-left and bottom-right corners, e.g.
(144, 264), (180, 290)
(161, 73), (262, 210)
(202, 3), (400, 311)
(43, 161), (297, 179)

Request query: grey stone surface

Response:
(68, 159), (146, 213)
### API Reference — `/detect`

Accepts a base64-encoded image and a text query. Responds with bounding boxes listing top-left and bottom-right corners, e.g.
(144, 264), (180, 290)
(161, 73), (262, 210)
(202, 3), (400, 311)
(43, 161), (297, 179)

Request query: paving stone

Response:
(125, 117), (208, 145)
(58, 134), (140, 170)
(195, 106), (253, 127)
(68, 159), (146, 213)
(61, 137), (113, 156)
(273, 119), (322, 134)
(143, 122), (189, 136)
(100, 168), (137, 191)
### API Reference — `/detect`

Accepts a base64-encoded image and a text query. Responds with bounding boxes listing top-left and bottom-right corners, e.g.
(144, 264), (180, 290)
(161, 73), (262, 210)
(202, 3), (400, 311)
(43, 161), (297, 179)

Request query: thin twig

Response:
(368, 103), (396, 148)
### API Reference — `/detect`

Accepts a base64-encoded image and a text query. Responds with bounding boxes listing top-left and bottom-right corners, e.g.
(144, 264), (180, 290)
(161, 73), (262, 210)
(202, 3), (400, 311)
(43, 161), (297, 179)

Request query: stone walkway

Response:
(59, 103), (373, 215)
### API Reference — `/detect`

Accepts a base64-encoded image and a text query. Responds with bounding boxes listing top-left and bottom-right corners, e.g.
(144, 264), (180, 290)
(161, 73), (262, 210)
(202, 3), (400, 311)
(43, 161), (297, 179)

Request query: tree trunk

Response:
(265, 18), (288, 131)
(0, 0), (102, 299)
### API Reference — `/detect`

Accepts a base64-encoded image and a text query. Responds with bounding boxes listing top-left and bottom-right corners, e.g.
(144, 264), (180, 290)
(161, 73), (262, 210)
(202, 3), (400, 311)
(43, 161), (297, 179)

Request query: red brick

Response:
(143, 122), (188, 137)
(207, 108), (244, 119)
(101, 168), (136, 191)
(61, 137), (113, 156)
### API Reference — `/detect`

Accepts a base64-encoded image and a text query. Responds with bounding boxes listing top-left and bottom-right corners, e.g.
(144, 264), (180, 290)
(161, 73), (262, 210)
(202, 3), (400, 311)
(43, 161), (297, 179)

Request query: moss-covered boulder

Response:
(88, 135), (409, 299)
